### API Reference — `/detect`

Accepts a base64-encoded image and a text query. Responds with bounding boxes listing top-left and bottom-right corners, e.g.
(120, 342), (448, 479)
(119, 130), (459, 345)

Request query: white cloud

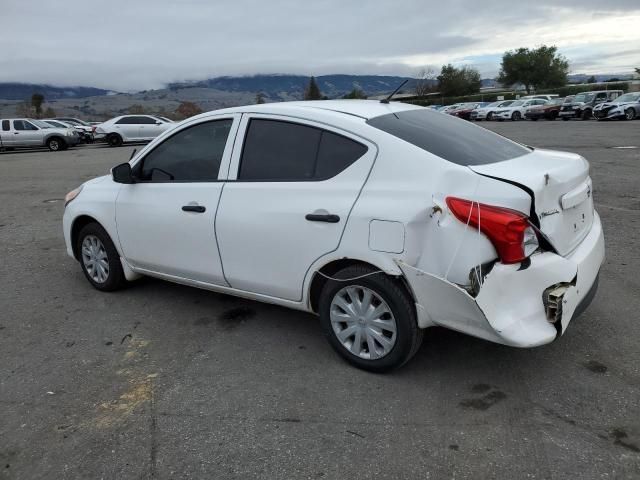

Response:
(0, 0), (638, 90)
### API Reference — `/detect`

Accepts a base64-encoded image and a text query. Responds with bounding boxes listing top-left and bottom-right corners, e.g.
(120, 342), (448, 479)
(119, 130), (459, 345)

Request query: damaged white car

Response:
(63, 100), (604, 372)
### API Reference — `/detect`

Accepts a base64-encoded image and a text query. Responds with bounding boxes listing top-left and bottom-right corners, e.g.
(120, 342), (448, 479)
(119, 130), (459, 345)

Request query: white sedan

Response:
(494, 99), (548, 121)
(96, 115), (174, 147)
(63, 100), (604, 371)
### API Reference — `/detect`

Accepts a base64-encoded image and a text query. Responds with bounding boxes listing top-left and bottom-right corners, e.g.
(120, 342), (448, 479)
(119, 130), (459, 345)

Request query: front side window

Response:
(367, 108), (530, 166)
(116, 117), (134, 125)
(238, 119), (367, 181)
(13, 120), (37, 131)
(137, 119), (232, 182)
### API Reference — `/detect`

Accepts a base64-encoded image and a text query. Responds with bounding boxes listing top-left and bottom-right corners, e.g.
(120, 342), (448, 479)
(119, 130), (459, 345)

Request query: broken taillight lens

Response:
(446, 197), (538, 264)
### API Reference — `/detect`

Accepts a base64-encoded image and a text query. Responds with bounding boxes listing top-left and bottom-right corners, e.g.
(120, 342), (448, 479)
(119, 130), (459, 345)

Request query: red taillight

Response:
(446, 196), (536, 264)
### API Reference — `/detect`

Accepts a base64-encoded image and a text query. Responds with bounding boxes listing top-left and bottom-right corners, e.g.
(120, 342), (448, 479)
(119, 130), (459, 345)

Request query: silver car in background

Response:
(593, 92), (640, 120)
(0, 118), (79, 151)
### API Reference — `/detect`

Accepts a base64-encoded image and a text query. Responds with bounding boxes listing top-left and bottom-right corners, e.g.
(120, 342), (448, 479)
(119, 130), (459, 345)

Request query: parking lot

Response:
(1, 120), (639, 479)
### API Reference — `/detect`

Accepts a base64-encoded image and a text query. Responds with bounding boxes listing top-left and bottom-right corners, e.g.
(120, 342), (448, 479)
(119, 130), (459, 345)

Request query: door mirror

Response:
(112, 162), (135, 184)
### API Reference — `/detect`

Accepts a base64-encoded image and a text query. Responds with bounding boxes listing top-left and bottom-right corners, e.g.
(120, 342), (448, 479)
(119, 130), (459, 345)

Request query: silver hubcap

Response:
(81, 235), (109, 283)
(626, 109), (634, 120)
(330, 286), (397, 360)
(50, 140), (59, 150)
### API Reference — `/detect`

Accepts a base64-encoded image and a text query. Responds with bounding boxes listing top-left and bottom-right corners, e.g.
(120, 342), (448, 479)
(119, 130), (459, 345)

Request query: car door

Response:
(216, 115), (376, 301)
(113, 117), (139, 141)
(13, 120), (42, 146)
(115, 114), (240, 285)
(137, 116), (164, 140)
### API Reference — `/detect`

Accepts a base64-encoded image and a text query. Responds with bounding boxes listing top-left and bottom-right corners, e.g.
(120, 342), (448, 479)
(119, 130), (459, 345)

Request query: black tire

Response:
(107, 133), (123, 147)
(76, 222), (127, 291)
(512, 111), (521, 121)
(318, 265), (423, 372)
(531, 117), (538, 121)
(562, 117), (570, 121)
(581, 109), (591, 120)
(625, 108), (636, 120)
(47, 137), (65, 151)
(486, 112), (493, 121)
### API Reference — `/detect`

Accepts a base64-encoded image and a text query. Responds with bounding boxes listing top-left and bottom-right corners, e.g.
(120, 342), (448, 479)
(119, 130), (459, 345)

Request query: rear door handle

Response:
(182, 205), (206, 213)
(305, 213), (340, 223)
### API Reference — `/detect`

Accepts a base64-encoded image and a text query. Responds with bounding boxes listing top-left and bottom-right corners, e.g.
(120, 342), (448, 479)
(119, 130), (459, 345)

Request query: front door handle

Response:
(305, 213), (340, 223)
(182, 205), (206, 213)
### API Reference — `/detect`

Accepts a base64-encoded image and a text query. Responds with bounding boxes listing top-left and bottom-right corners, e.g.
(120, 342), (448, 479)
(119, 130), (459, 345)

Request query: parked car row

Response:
(436, 90), (639, 122)
(0, 114), (176, 151)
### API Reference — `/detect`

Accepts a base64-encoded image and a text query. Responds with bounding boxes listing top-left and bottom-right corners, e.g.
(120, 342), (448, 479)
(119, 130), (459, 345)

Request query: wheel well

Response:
(308, 258), (415, 313)
(47, 135), (65, 144)
(70, 215), (100, 259)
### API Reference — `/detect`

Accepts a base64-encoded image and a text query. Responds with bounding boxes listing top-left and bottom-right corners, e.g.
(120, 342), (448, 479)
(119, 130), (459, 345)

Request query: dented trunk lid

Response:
(470, 148), (594, 256)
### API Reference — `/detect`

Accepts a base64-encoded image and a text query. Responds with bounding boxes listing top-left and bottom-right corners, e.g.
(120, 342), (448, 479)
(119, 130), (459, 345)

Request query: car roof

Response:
(212, 100), (423, 121)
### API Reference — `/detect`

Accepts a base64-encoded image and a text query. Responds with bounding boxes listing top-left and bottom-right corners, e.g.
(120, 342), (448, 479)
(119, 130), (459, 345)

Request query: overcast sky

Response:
(1, 0), (639, 91)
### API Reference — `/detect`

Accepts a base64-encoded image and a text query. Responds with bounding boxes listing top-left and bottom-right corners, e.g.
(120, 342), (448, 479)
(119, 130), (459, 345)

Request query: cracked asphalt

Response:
(1, 120), (639, 479)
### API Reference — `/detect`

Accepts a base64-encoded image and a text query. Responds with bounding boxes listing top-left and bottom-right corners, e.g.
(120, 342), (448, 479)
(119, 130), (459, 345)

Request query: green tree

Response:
(175, 101), (203, 120)
(342, 88), (367, 99)
(437, 64), (482, 97)
(304, 76), (323, 100)
(586, 75), (597, 84)
(255, 92), (266, 104)
(31, 93), (45, 118)
(43, 107), (56, 118)
(497, 45), (568, 94)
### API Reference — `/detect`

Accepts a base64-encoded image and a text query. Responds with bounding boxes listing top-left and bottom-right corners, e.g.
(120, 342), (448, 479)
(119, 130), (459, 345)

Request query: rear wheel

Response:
(562, 117), (570, 121)
(47, 137), (65, 151)
(76, 222), (127, 291)
(581, 109), (592, 120)
(318, 265), (423, 372)
(107, 133), (123, 147)
(625, 108), (636, 120)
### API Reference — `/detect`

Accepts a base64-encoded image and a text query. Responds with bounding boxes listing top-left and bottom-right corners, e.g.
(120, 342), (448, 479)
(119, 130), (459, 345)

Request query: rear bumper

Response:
(399, 212), (604, 348)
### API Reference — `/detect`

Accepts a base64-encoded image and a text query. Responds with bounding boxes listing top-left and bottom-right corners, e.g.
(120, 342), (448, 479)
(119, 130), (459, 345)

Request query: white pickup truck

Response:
(0, 118), (80, 151)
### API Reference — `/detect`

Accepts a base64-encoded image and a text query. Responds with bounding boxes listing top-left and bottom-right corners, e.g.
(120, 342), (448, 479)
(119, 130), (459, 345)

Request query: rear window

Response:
(366, 109), (529, 166)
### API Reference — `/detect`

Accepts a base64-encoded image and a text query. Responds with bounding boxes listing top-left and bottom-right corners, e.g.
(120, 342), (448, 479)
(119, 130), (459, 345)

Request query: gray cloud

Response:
(0, 0), (638, 91)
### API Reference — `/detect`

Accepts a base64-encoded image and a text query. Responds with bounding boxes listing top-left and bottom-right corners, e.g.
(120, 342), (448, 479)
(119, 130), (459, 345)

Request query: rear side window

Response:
(138, 119), (232, 182)
(1, 120), (9, 131)
(138, 116), (157, 124)
(239, 119), (367, 181)
(367, 109), (529, 166)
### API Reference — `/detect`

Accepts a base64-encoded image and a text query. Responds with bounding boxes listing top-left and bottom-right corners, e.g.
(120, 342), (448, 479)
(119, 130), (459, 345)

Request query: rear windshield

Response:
(367, 109), (530, 166)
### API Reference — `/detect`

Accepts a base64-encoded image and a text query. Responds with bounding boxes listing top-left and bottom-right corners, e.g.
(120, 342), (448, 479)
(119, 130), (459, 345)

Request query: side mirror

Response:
(112, 162), (135, 184)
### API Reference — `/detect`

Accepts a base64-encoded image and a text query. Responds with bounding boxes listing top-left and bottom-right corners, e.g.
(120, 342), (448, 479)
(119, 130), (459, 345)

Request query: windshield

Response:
(615, 93), (640, 103)
(367, 108), (529, 166)
(574, 93), (595, 103)
(33, 120), (53, 128)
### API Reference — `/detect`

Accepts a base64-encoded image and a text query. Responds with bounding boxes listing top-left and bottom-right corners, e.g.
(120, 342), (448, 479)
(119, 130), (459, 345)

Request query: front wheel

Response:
(625, 108), (636, 120)
(318, 265), (423, 372)
(486, 112), (493, 121)
(76, 222), (127, 291)
(47, 137), (65, 151)
(512, 111), (521, 121)
(581, 109), (592, 120)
